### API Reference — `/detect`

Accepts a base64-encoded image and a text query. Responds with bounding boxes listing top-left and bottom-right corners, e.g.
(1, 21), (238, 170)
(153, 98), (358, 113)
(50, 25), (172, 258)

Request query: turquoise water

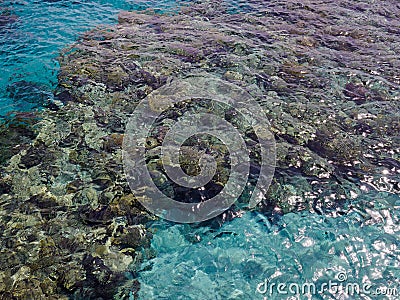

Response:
(0, 0), (184, 116)
(1, 1), (399, 299)
(138, 191), (400, 299)
(0, 0), (249, 116)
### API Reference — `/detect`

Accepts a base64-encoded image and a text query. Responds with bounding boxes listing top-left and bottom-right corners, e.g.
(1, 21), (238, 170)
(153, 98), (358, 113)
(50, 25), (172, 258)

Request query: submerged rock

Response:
(57, 0), (399, 214)
(0, 5), (18, 30)
(0, 0), (399, 299)
(0, 112), (39, 166)
(6, 81), (61, 110)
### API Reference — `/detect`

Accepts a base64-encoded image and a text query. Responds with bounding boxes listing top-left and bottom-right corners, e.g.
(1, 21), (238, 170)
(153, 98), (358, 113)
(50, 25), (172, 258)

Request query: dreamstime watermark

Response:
(122, 73), (276, 223)
(256, 272), (399, 298)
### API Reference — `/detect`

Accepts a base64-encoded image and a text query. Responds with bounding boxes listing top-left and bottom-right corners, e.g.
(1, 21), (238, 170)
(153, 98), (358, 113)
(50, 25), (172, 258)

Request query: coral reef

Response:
(0, 0), (399, 298)
(56, 0), (399, 213)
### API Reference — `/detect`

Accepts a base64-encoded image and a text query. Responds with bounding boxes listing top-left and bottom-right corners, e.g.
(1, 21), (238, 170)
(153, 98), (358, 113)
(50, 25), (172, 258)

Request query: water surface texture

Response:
(0, 0), (399, 299)
(140, 198), (399, 299)
(0, 0), (184, 115)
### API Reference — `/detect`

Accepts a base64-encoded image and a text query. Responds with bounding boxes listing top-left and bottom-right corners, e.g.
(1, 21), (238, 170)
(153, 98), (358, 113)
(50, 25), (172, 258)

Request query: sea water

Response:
(137, 191), (400, 299)
(1, 1), (399, 299)
(0, 0), (184, 116)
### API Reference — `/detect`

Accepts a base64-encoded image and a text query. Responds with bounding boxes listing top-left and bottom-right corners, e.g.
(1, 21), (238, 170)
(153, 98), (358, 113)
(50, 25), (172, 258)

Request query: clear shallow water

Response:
(0, 0), (184, 116)
(0, 0), (399, 299)
(139, 192), (400, 299)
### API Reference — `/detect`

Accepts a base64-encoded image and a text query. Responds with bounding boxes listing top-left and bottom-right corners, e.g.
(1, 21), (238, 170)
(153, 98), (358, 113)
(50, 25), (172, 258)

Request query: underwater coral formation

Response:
(0, 0), (399, 298)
